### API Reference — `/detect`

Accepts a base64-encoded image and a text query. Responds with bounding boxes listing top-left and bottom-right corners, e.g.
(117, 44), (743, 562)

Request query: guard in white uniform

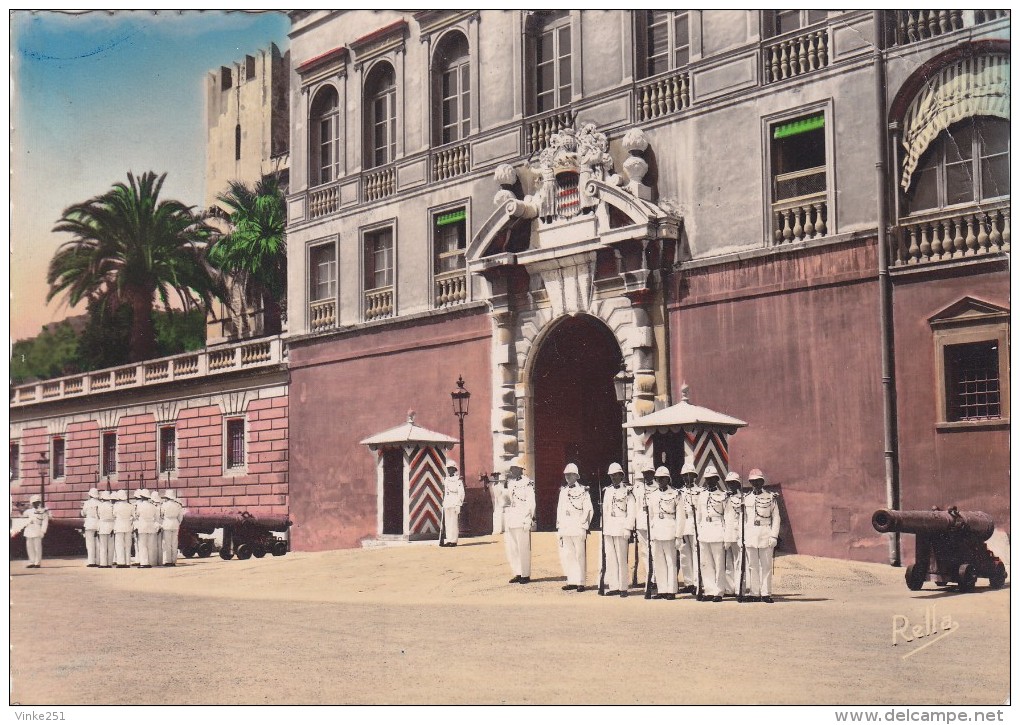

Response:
(22, 495), (50, 568)
(557, 463), (593, 592)
(112, 490), (134, 568)
(97, 491), (116, 568)
(160, 490), (185, 565)
(647, 467), (682, 599)
(503, 457), (535, 584)
(632, 459), (657, 588)
(601, 462), (635, 597)
(722, 472), (746, 597)
(679, 463), (704, 597)
(130, 489), (146, 566)
(486, 469), (508, 535)
(441, 461), (465, 546)
(147, 491), (163, 566)
(697, 465), (727, 602)
(80, 487), (101, 567)
(744, 468), (780, 603)
(133, 489), (159, 568)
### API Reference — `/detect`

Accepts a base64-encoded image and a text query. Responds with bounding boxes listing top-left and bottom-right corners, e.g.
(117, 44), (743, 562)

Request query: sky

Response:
(9, 10), (291, 342)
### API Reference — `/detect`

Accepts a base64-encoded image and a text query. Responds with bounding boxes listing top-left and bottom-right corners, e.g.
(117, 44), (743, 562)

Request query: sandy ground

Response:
(8, 533), (1010, 705)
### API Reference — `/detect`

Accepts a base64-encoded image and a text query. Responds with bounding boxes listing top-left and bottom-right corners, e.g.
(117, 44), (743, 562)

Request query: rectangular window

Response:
(441, 63), (471, 144)
(535, 13), (572, 113)
(434, 209), (467, 274)
(10, 443), (20, 481)
(770, 9), (828, 36)
(309, 243), (337, 302)
(771, 113), (827, 201)
(644, 10), (690, 77)
(52, 437), (65, 479)
(226, 419), (245, 469)
(372, 91), (397, 167)
(159, 427), (177, 473)
(319, 117), (334, 183)
(945, 341), (1001, 422)
(101, 432), (117, 476)
(364, 228), (394, 291)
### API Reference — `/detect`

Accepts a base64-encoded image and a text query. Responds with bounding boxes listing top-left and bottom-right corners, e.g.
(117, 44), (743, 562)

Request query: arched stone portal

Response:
(530, 314), (623, 530)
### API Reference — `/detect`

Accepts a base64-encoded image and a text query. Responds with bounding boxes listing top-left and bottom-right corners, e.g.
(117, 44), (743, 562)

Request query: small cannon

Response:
(180, 512), (291, 561)
(872, 507), (1007, 592)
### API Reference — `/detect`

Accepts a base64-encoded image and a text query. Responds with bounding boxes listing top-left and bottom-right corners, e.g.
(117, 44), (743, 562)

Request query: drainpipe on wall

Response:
(874, 11), (901, 567)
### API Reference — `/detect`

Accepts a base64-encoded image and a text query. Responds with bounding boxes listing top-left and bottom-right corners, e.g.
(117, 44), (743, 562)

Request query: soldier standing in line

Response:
(722, 471), (745, 598)
(697, 465), (727, 603)
(97, 490), (116, 568)
(678, 462), (702, 596)
(148, 491), (164, 566)
(160, 490), (185, 566)
(112, 490), (134, 568)
(632, 459), (657, 589)
(441, 461), (466, 547)
(131, 489), (147, 566)
(744, 469), (780, 603)
(80, 487), (101, 567)
(601, 462), (635, 597)
(557, 463), (593, 592)
(486, 468), (507, 535)
(22, 494), (50, 568)
(133, 489), (159, 568)
(503, 457), (535, 584)
(647, 467), (682, 600)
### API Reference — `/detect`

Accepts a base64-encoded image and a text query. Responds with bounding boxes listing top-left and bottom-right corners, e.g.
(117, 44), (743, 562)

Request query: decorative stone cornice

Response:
(414, 10), (478, 41)
(350, 19), (409, 68)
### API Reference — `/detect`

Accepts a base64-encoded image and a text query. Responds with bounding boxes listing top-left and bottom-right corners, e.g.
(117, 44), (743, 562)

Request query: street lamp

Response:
(451, 375), (471, 478)
(36, 453), (50, 507)
(613, 362), (634, 474)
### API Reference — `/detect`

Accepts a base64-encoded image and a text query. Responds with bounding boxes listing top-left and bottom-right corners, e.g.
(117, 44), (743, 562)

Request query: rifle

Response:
(643, 493), (654, 600)
(688, 486), (705, 600)
(737, 489), (747, 602)
(597, 473), (606, 596)
(438, 483), (447, 547)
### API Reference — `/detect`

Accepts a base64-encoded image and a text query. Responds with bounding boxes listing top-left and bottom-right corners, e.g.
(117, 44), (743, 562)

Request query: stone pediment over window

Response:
(467, 125), (681, 267)
(296, 46), (348, 86)
(414, 10), (478, 40)
(929, 296), (1010, 329)
(350, 20), (409, 69)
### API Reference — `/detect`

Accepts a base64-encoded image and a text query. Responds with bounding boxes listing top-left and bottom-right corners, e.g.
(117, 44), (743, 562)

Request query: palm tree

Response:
(48, 171), (225, 362)
(208, 174), (287, 336)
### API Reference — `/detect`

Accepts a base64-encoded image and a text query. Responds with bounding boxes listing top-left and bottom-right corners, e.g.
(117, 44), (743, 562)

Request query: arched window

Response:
(365, 62), (397, 168)
(906, 117), (1009, 214)
(527, 11), (572, 114)
(309, 86), (339, 186)
(433, 32), (470, 146)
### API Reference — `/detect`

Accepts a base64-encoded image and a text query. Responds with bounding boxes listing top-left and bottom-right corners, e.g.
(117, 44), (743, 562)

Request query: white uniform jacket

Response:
(503, 478), (536, 530)
(160, 500), (185, 531)
(602, 486), (636, 537)
(97, 500), (116, 536)
(744, 491), (781, 548)
(81, 497), (101, 532)
(556, 484), (593, 537)
(679, 486), (704, 537)
(647, 488), (683, 541)
(697, 488), (728, 544)
(113, 501), (135, 534)
(723, 493), (745, 544)
(22, 507), (50, 538)
(134, 501), (161, 535)
(442, 476), (465, 509)
(632, 482), (657, 532)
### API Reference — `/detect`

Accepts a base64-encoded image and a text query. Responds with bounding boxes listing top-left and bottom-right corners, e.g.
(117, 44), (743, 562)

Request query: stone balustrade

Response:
(364, 286), (394, 321)
(763, 28), (829, 84)
(636, 70), (691, 122)
(10, 336), (285, 408)
(363, 167), (396, 201)
(309, 299), (337, 332)
(773, 193), (829, 245)
(434, 270), (468, 309)
(525, 109), (573, 155)
(308, 182), (340, 218)
(893, 203), (1010, 267)
(432, 143), (470, 182)
(891, 10), (1007, 46)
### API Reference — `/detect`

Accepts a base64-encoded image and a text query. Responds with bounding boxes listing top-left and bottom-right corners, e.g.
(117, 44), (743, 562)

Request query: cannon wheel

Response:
(905, 564), (926, 591)
(253, 544), (267, 559)
(956, 564), (978, 593)
(235, 543), (253, 560)
(180, 546), (195, 559)
(197, 540), (214, 558)
(220, 548), (234, 560)
(272, 540), (288, 557)
(989, 561), (1007, 589)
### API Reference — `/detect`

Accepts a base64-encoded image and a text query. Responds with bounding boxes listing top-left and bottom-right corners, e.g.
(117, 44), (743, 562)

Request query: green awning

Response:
(773, 114), (825, 139)
(436, 209), (466, 227)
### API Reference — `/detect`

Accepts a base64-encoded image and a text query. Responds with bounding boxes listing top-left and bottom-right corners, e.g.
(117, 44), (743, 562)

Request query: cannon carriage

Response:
(872, 507), (1007, 592)
(179, 512), (291, 560)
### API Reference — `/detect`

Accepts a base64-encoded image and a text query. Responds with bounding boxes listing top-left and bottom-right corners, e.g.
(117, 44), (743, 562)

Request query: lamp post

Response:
(451, 375), (471, 535)
(36, 453), (50, 507)
(613, 362), (634, 475)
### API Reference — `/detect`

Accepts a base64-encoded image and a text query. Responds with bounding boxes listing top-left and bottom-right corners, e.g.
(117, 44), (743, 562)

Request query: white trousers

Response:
(443, 507), (460, 543)
(559, 535), (587, 586)
(148, 533), (161, 566)
(602, 535), (630, 591)
(679, 535), (700, 588)
(83, 529), (98, 565)
(747, 545), (775, 596)
(162, 529), (179, 564)
(25, 537), (43, 566)
(114, 532), (132, 566)
(505, 527), (531, 578)
(700, 541), (726, 596)
(724, 543), (747, 595)
(635, 530), (654, 584)
(98, 534), (113, 567)
(136, 532), (153, 566)
(650, 539), (678, 595)
(492, 504), (504, 535)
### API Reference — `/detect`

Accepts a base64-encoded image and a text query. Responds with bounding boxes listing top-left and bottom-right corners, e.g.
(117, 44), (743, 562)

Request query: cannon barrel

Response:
(182, 513), (292, 535)
(872, 508), (994, 541)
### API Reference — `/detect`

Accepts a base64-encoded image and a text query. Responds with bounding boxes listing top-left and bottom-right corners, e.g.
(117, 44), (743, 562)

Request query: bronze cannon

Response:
(872, 507), (1007, 592)
(180, 512), (292, 561)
